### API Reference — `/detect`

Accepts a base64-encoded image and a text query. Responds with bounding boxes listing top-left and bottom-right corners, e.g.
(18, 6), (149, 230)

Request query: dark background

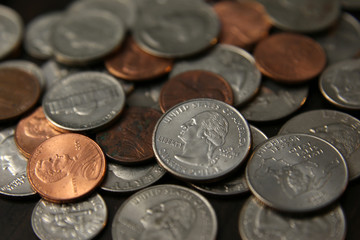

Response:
(1, 0), (360, 239)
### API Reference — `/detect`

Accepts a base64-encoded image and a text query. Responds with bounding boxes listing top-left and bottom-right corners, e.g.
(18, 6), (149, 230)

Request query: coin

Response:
(126, 80), (164, 111)
(342, 0), (360, 9)
(112, 184), (217, 240)
(27, 133), (106, 203)
(239, 196), (347, 240)
(153, 98), (251, 182)
(278, 109), (360, 181)
(42, 71), (126, 132)
(31, 193), (107, 240)
(96, 107), (162, 164)
(246, 133), (348, 212)
(254, 33), (326, 83)
(160, 70), (234, 113)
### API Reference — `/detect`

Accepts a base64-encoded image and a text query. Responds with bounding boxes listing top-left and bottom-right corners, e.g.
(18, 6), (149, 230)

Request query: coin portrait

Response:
(329, 68), (360, 105)
(0, 133), (26, 177)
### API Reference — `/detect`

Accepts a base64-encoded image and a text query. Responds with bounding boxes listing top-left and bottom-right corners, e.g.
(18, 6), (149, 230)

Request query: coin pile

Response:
(0, 0), (360, 239)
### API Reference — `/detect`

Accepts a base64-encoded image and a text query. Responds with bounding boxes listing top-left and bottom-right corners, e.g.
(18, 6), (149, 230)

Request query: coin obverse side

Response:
(31, 193), (107, 240)
(153, 98), (251, 182)
(246, 133), (348, 212)
(239, 196), (347, 240)
(112, 184), (217, 240)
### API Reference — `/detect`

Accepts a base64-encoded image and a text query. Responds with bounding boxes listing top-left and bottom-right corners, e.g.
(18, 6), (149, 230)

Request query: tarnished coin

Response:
(278, 109), (360, 181)
(160, 70), (233, 113)
(342, 0), (360, 10)
(101, 161), (166, 192)
(96, 107), (162, 164)
(31, 193), (107, 240)
(112, 184), (217, 240)
(27, 133), (106, 203)
(238, 78), (308, 122)
(246, 133), (348, 212)
(43, 72), (125, 132)
(153, 98), (251, 182)
(170, 44), (261, 107)
(133, 0), (220, 58)
(0, 4), (23, 60)
(0, 127), (36, 197)
(239, 196), (347, 240)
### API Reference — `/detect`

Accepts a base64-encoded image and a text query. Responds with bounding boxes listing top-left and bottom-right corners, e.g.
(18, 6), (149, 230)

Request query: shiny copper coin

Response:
(27, 133), (106, 203)
(0, 67), (41, 122)
(253, 33), (327, 83)
(105, 37), (173, 81)
(213, 0), (271, 49)
(159, 70), (233, 112)
(15, 107), (66, 159)
(96, 106), (162, 164)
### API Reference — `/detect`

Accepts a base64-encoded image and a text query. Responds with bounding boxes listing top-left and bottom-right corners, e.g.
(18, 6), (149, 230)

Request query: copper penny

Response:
(15, 107), (66, 159)
(27, 133), (106, 203)
(0, 67), (41, 122)
(159, 70), (233, 112)
(253, 33), (327, 83)
(96, 106), (162, 164)
(105, 37), (173, 81)
(213, 0), (271, 49)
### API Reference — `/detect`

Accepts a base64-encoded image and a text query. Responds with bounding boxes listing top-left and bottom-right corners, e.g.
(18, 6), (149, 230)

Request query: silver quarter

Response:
(112, 184), (217, 240)
(246, 133), (348, 212)
(0, 127), (36, 197)
(24, 12), (62, 59)
(43, 71), (126, 132)
(278, 109), (360, 181)
(31, 193), (107, 240)
(153, 98), (251, 182)
(238, 78), (309, 122)
(133, 0), (220, 58)
(239, 196), (347, 240)
(170, 44), (261, 106)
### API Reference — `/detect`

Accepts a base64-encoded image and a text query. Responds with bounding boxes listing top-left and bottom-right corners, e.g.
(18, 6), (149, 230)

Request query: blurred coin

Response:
(96, 107), (162, 164)
(278, 109), (360, 181)
(246, 133), (348, 212)
(342, 0), (360, 10)
(24, 12), (62, 59)
(126, 80), (164, 111)
(254, 33), (326, 83)
(0, 127), (36, 197)
(27, 133), (106, 203)
(31, 193), (107, 240)
(160, 70), (233, 113)
(239, 196), (346, 240)
(43, 72), (125, 132)
(153, 98), (251, 182)
(112, 184), (217, 240)
(171, 44), (261, 107)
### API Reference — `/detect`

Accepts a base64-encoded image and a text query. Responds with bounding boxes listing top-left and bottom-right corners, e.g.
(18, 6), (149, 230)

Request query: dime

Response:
(153, 98), (251, 182)
(160, 70), (234, 113)
(239, 196), (347, 240)
(112, 184), (217, 240)
(27, 133), (106, 203)
(31, 193), (107, 240)
(278, 109), (360, 181)
(42, 71), (126, 132)
(246, 133), (348, 212)
(0, 127), (36, 197)
(170, 44), (261, 107)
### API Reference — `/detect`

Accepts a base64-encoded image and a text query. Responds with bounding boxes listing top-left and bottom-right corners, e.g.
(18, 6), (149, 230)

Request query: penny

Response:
(254, 33), (326, 83)
(31, 193), (107, 240)
(246, 133), (348, 212)
(0, 67), (41, 122)
(27, 133), (106, 203)
(153, 98), (251, 182)
(112, 184), (217, 240)
(159, 70), (233, 113)
(15, 107), (66, 159)
(96, 107), (162, 164)
(105, 37), (173, 81)
(213, 0), (271, 49)
(239, 196), (347, 240)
